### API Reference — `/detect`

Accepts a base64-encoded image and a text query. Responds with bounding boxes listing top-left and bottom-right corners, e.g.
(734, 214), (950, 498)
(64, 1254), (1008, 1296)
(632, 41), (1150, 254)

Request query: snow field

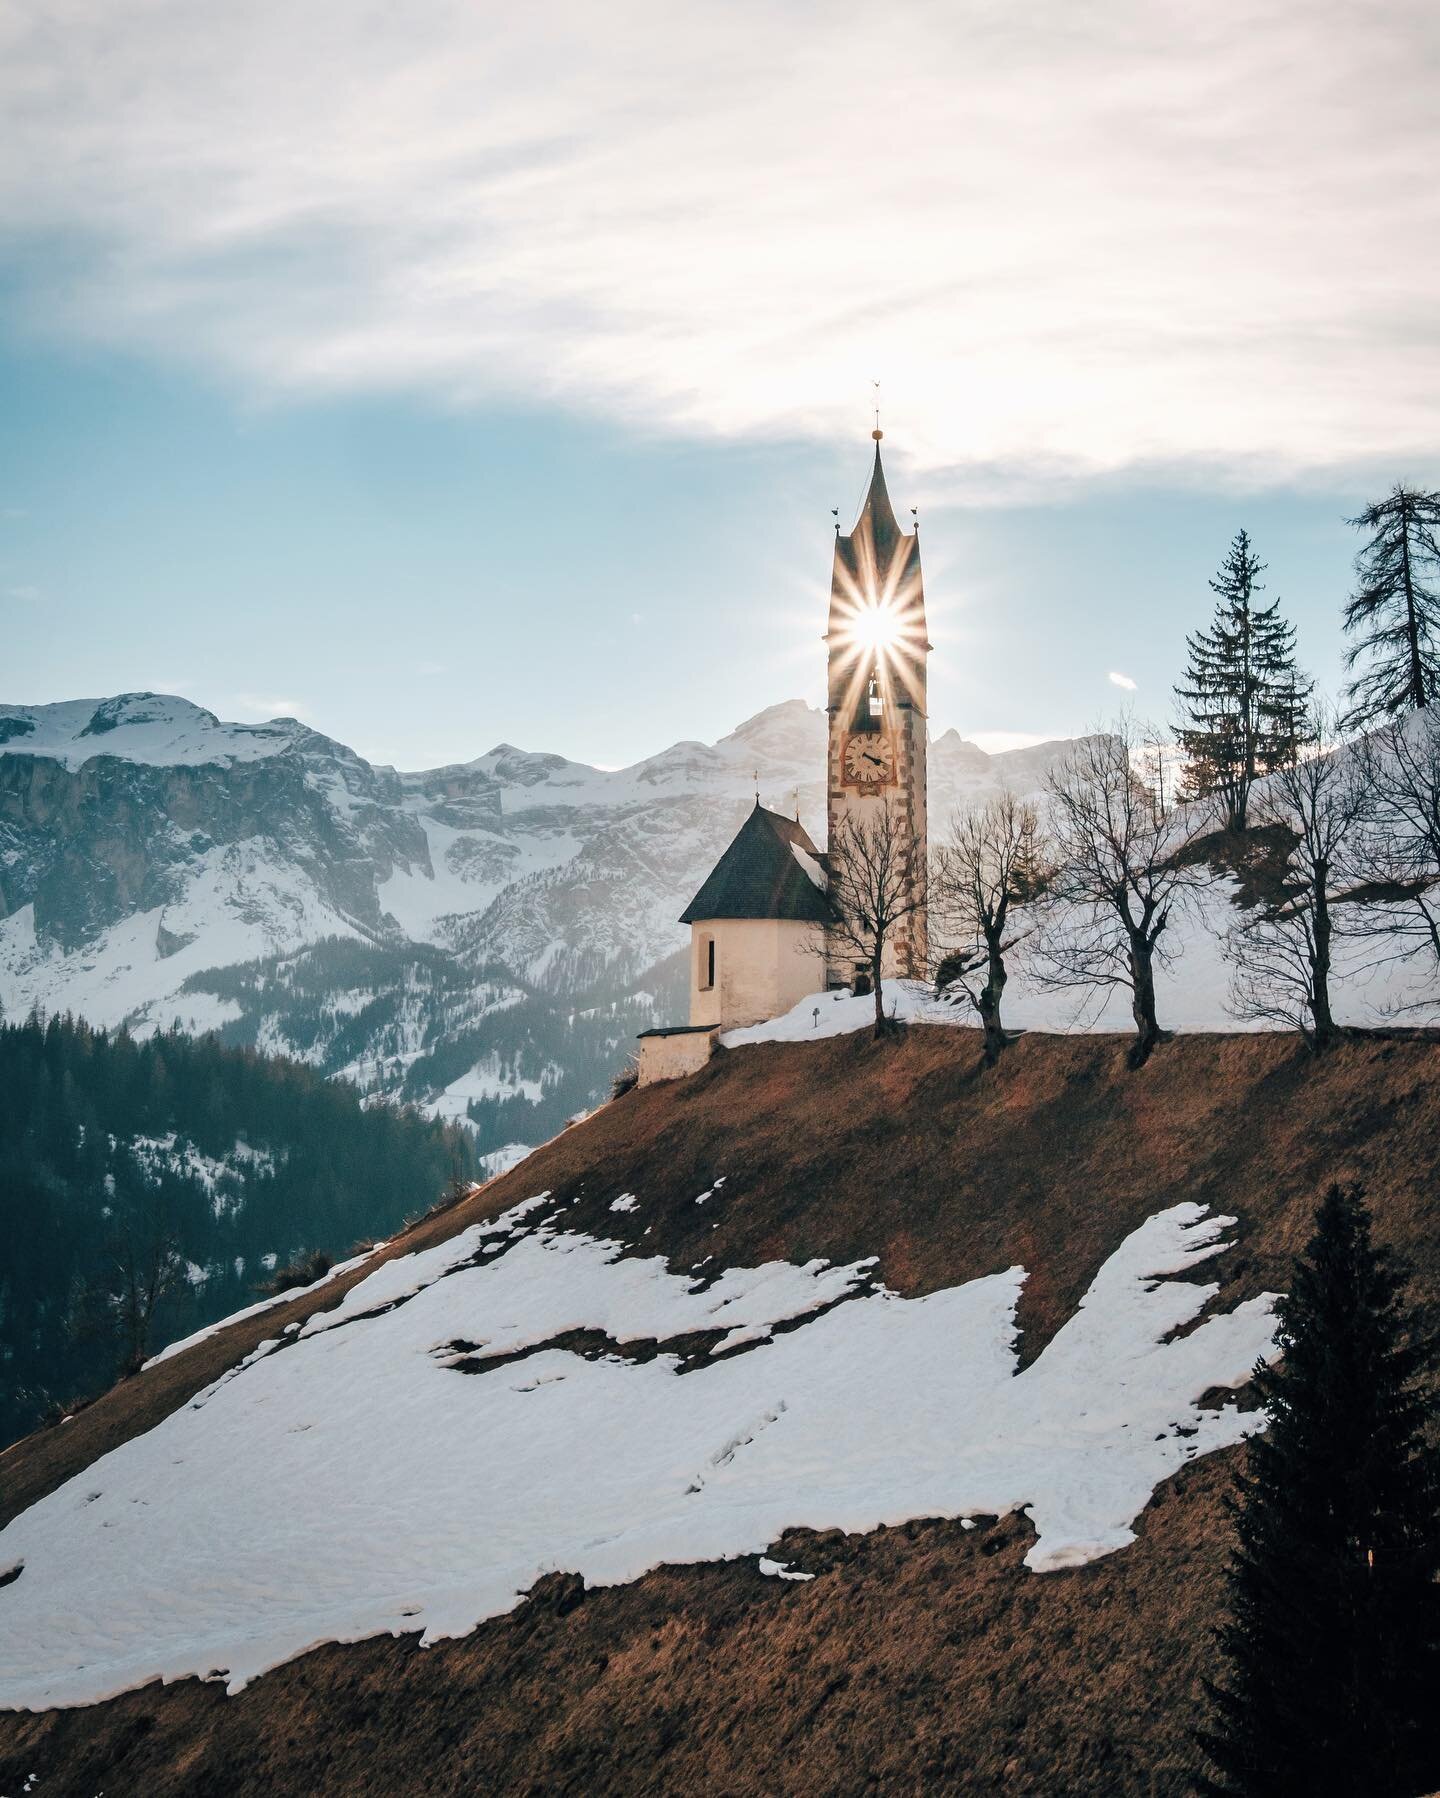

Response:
(0, 1197), (1275, 1711)
(0, 695), (307, 772)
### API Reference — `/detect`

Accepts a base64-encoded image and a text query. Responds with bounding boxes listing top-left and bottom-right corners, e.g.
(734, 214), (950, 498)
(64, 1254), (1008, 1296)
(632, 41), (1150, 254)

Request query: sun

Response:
(826, 556), (928, 720)
(845, 601), (902, 655)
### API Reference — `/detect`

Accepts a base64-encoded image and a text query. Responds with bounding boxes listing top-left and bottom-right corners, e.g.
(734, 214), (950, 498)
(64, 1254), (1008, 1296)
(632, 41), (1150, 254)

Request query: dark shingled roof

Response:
(679, 803), (836, 925)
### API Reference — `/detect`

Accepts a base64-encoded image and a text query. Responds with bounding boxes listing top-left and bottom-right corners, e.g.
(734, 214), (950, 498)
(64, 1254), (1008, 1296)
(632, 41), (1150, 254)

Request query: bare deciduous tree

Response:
(1351, 706), (1440, 988)
(1033, 719), (1202, 1067)
(825, 800), (926, 1039)
(1224, 705), (1373, 1049)
(933, 792), (1045, 1063)
(105, 1205), (186, 1376)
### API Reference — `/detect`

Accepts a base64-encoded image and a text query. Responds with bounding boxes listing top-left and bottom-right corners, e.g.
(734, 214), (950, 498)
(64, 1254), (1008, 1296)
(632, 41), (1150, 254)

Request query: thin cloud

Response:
(232, 693), (312, 721)
(4, 584), (43, 603)
(1108, 671), (1138, 691)
(2, 2), (1439, 488)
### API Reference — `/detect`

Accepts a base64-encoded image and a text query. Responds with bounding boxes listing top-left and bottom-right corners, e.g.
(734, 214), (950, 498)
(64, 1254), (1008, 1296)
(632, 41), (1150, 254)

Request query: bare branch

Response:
(825, 800), (925, 1038)
(1224, 702), (1375, 1048)
(932, 791), (1045, 1062)
(1031, 715), (1205, 1064)
(1345, 708), (1440, 1008)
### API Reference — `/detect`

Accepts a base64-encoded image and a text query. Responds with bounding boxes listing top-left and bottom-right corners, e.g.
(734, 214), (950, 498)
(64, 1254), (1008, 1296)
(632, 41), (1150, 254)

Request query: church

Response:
(636, 431), (930, 1086)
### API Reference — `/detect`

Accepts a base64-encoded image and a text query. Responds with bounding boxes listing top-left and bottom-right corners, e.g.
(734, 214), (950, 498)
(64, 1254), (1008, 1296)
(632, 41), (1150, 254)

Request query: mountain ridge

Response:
(0, 691), (1068, 1152)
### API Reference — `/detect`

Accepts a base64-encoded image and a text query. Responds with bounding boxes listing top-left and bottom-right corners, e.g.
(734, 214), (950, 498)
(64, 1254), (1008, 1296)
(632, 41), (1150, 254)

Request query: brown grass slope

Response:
(2, 1026), (1439, 1796)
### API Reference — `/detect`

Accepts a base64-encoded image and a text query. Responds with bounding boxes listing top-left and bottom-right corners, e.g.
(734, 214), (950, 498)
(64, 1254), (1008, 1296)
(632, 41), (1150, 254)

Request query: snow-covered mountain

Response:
(0, 692), (1071, 1150)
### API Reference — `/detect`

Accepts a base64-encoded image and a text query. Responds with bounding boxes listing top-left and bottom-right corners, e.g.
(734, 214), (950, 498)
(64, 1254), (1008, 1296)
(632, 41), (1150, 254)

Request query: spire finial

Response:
(871, 379), (883, 442)
(753, 768), (760, 805)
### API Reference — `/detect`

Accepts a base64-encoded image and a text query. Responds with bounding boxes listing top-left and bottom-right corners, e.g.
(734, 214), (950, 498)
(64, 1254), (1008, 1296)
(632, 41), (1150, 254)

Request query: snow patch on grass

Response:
(0, 1201), (1275, 1711)
(758, 1556), (814, 1581)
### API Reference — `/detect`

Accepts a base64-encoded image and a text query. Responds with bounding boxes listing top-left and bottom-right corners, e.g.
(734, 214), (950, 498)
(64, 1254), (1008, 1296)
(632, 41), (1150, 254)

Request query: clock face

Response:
(843, 734), (896, 786)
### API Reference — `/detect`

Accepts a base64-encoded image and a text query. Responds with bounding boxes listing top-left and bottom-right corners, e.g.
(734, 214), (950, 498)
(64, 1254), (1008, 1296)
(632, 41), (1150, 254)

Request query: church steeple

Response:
(827, 430), (927, 712)
(825, 429), (930, 982)
(850, 431), (903, 556)
(636, 422), (930, 1083)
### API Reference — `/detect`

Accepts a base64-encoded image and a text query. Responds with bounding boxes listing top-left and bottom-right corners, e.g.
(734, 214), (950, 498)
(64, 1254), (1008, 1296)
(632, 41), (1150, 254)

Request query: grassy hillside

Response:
(2, 1024), (1438, 1795)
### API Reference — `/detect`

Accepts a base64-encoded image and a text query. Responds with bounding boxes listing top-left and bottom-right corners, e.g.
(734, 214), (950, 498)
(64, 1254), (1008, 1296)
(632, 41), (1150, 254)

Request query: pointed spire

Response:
(848, 432), (902, 550)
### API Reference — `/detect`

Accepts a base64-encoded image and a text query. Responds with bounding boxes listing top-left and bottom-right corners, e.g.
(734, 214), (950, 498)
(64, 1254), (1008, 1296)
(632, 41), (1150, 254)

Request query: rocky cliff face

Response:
(0, 692), (1070, 1150)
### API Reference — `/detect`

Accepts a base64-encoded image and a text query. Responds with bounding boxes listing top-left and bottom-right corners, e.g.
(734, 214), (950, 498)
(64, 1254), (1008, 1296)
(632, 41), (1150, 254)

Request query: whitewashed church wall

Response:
(636, 1029), (718, 1086)
(689, 919), (824, 1031)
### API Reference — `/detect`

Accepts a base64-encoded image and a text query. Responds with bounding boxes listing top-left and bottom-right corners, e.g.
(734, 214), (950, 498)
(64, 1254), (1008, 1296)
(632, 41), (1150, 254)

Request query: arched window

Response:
(855, 666), (883, 732)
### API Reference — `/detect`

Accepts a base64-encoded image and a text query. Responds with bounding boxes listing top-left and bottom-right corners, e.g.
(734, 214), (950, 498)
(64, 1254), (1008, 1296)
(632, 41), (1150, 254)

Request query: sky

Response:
(2, 0), (1438, 771)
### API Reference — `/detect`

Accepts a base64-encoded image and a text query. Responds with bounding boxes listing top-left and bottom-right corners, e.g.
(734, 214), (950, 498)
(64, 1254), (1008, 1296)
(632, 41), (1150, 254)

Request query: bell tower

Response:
(825, 430), (930, 981)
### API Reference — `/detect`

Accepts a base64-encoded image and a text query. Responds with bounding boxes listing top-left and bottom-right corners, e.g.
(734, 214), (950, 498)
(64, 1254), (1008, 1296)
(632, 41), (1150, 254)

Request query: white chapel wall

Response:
(636, 1029), (718, 1086)
(689, 918), (823, 1030)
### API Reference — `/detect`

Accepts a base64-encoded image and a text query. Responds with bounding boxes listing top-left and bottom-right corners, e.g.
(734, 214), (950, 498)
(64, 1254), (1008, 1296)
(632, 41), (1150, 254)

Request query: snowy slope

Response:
(724, 878), (1440, 1050)
(0, 1194), (1275, 1711)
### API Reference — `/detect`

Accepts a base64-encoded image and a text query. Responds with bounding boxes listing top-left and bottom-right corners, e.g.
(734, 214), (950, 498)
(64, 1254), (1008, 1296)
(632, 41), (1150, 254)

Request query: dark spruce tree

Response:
(1197, 1185), (1440, 1798)
(1175, 530), (1309, 832)
(1342, 485), (1440, 730)
(0, 1010), (479, 1449)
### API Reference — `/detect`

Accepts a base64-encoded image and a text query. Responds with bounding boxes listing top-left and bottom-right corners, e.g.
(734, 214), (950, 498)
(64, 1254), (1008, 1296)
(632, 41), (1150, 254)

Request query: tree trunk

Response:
(1310, 879), (1338, 1050)
(1400, 497), (1426, 710)
(872, 949), (886, 1039)
(979, 937), (1007, 1064)
(1240, 600), (1256, 822)
(1127, 935), (1161, 1067)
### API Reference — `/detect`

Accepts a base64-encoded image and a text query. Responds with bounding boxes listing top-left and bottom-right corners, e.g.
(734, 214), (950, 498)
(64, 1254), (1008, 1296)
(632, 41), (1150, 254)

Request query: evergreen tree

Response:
(0, 1012), (479, 1448)
(1198, 1185), (1440, 1797)
(1342, 485), (1440, 729)
(1176, 531), (1309, 831)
